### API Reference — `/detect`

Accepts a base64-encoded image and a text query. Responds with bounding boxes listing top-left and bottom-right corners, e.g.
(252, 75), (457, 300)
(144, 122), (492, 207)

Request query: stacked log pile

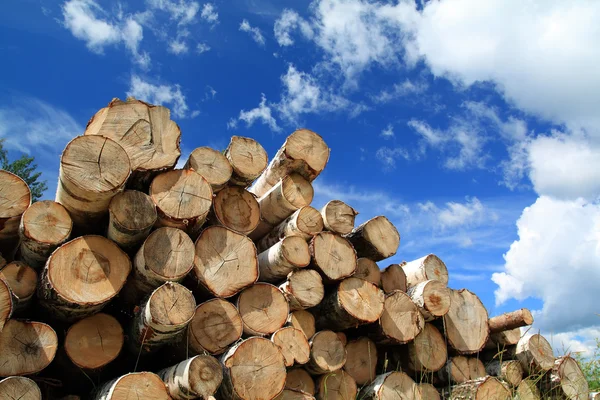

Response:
(0, 97), (590, 400)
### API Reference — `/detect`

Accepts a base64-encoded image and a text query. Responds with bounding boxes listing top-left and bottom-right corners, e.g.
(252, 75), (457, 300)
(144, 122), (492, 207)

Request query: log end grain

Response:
(360, 372), (420, 400)
(316, 370), (357, 400)
(408, 323), (447, 373)
(0, 278), (11, 331)
(186, 355), (224, 398)
(225, 135), (268, 186)
(343, 337), (377, 385)
(280, 173), (315, 210)
(272, 326), (311, 366)
(444, 356), (486, 385)
(20, 200), (72, 251)
(0, 377), (41, 400)
(238, 283), (289, 336)
(310, 232), (356, 281)
(282, 269), (324, 311)
(108, 190), (156, 246)
(139, 226), (194, 281)
(185, 146), (233, 191)
(378, 290), (424, 344)
(0, 319), (58, 376)
(346, 216), (400, 261)
(105, 372), (170, 400)
(355, 258), (381, 287)
(276, 389), (316, 400)
(188, 298), (243, 355)
(444, 288), (489, 354)
(0, 170), (31, 219)
(285, 129), (330, 178)
(381, 263), (407, 293)
(515, 378), (541, 400)
(307, 330), (347, 375)
(148, 282), (196, 328)
(419, 383), (440, 400)
(288, 310), (316, 340)
(0, 261), (36, 305)
(212, 186), (260, 234)
(407, 279), (451, 321)
(545, 356), (588, 400)
(516, 333), (555, 374)
(320, 200), (357, 235)
(337, 277), (385, 325)
(65, 313), (123, 370)
(286, 369), (315, 395)
(403, 254), (449, 288)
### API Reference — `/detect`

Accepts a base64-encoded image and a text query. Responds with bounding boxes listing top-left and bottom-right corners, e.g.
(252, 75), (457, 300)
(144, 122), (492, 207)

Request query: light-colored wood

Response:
(0, 278), (11, 331)
(157, 355), (223, 400)
(488, 309), (534, 334)
(344, 337), (377, 385)
(305, 330), (347, 375)
(381, 263), (407, 293)
(443, 288), (489, 354)
(185, 298), (243, 355)
(337, 332), (348, 346)
(315, 370), (357, 400)
(193, 226), (258, 298)
(345, 216), (399, 261)
(515, 333), (555, 374)
(210, 186), (260, 234)
(355, 258), (381, 286)
(258, 236), (311, 283)
(287, 310), (316, 340)
(0, 170), (31, 261)
(406, 323), (447, 373)
(19, 200), (72, 268)
(150, 169), (213, 237)
(91, 371), (170, 400)
(370, 290), (424, 345)
(224, 136), (268, 187)
(38, 235), (131, 321)
(56, 135), (130, 230)
(0, 261), (36, 313)
(286, 369), (315, 395)
(485, 360), (523, 387)
(419, 383), (440, 400)
(437, 356), (486, 385)
(219, 337), (287, 400)
(402, 254), (448, 288)
(185, 146), (233, 192)
(251, 129), (329, 197)
(515, 378), (541, 400)
(276, 389), (316, 400)
(359, 371), (420, 400)
(309, 232), (357, 282)
(0, 319), (58, 376)
(257, 206), (323, 253)
(320, 200), (357, 235)
(315, 277), (384, 331)
(272, 326), (311, 366)
(107, 190), (156, 249)
(406, 280), (451, 321)
(280, 269), (324, 311)
(446, 376), (511, 400)
(65, 313), (123, 370)
(237, 282), (289, 336)
(485, 327), (522, 350)
(0, 377), (41, 400)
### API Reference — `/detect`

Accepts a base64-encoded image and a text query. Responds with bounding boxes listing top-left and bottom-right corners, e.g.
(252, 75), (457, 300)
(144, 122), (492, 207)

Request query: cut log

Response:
(402, 254), (448, 288)
(515, 333), (555, 374)
(305, 330), (347, 375)
(0, 319), (58, 376)
(277, 389), (316, 400)
(237, 283), (289, 336)
(258, 236), (311, 283)
(419, 383), (440, 400)
(56, 135), (130, 231)
(65, 313), (123, 371)
(406, 323), (447, 373)
(443, 288), (489, 354)
(210, 186), (260, 234)
(343, 337), (377, 385)
(251, 129), (329, 197)
(272, 326), (311, 366)
(219, 337), (287, 400)
(91, 371), (170, 400)
(19, 200), (72, 269)
(0, 278), (11, 330)
(309, 232), (357, 282)
(336, 332), (348, 347)
(369, 290), (424, 345)
(185, 298), (243, 355)
(280, 269), (324, 311)
(406, 280), (451, 321)
(107, 190), (157, 250)
(0, 261), (36, 313)
(286, 369), (315, 395)
(437, 356), (486, 385)
(130, 282), (196, 354)
(514, 378), (541, 400)
(358, 371), (420, 400)
(0, 377), (41, 400)
(315, 370), (357, 400)
(485, 327), (522, 350)
(157, 355), (223, 400)
(150, 169), (213, 237)
(287, 310), (316, 340)
(224, 136), (268, 187)
(381, 263), (407, 293)
(192, 226), (258, 298)
(345, 216), (399, 262)
(257, 206), (324, 253)
(446, 376), (511, 400)
(84, 97), (182, 190)
(485, 360), (523, 387)
(38, 235), (131, 321)
(355, 258), (381, 286)
(0, 170), (31, 261)
(320, 200), (357, 235)
(315, 277), (384, 331)
(488, 309), (534, 334)
(185, 146), (233, 192)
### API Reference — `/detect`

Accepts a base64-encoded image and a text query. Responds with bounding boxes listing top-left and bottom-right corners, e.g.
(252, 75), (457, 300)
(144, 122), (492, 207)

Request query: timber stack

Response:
(0, 97), (589, 400)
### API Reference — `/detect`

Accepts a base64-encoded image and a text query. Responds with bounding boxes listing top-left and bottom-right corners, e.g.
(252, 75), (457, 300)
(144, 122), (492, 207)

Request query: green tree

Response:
(0, 139), (47, 201)
(574, 338), (600, 391)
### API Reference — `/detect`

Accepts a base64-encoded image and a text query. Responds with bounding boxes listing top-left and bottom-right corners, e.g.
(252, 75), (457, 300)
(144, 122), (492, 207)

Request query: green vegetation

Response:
(0, 139), (47, 201)
(574, 338), (600, 391)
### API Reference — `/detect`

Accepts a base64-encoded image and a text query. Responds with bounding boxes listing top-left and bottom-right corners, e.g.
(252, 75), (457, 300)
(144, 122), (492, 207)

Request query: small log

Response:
(277, 389), (316, 400)
(402, 254), (449, 288)
(0, 319), (58, 376)
(368, 290), (424, 345)
(488, 309), (534, 334)
(337, 332), (348, 346)
(150, 169), (213, 237)
(280, 269), (324, 311)
(185, 146), (233, 192)
(19, 200), (72, 268)
(192, 226), (258, 298)
(309, 232), (357, 282)
(320, 200), (357, 235)
(485, 327), (522, 350)
(272, 326), (311, 366)
(258, 236), (311, 283)
(286, 369), (315, 395)
(443, 288), (489, 354)
(210, 186), (260, 234)
(437, 356), (486, 385)
(0, 376), (41, 400)
(0, 171), (31, 261)
(257, 206), (324, 252)
(315, 370), (357, 400)
(446, 376), (511, 400)
(219, 337), (287, 400)
(355, 258), (381, 286)
(485, 360), (523, 387)
(251, 129), (329, 197)
(224, 136), (268, 187)
(406, 323), (447, 373)
(380, 263), (407, 293)
(287, 310), (316, 340)
(0, 261), (36, 313)
(91, 371), (170, 400)
(56, 135), (130, 231)
(406, 279), (451, 321)
(305, 330), (347, 375)
(419, 383), (440, 400)
(515, 378), (541, 400)
(344, 337), (377, 385)
(0, 278), (11, 330)
(157, 354), (223, 400)
(107, 190), (157, 250)
(38, 235), (131, 321)
(359, 372), (420, 400)
(515, 333), (555, 374)
(344, 216), (399, 261)
(237, 283), (289, 336)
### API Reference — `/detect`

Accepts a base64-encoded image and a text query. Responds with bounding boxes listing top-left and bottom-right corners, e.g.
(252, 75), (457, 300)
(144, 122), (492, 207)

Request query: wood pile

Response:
(0, 97), (590, 400)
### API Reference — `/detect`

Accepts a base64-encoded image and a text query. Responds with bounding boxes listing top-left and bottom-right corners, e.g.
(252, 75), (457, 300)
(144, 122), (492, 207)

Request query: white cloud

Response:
(274, 9), (314, 47)
(240, 19), (265, 46)
(196, 42), (211, 53)
(380, 124), (394, 139)
(373, 79), (428, 103)
(127, 75), (189, 118)
(232, 94), (281, 132)
(200, 3), (218, 25)
(146, 0), (200, 25)
(418, 197), (497, 230)
(168, 39), (188, 54)
(375, 146), (409, 170)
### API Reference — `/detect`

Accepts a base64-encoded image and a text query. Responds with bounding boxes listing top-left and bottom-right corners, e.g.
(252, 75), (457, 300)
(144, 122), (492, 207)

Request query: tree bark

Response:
(402, 254), (449, 289)
(315, 370), (357, 400)
(224, 136), (268, 187)
(272, 326), (311, 366)
(355, 258), (381, 287)
(406, 279), (451, 321)
(515, 333), (555, 374)
(380, 263), (407, 293)
(359, 372), (420, 400)
(344, 337), (377, 385)
(0, 261), (37, 313)
(419, 383), (440, 400)
(437, 356), (486, 385)
(280, 269), (324, 311)
(157, 355), (223, 400)
(320, 200), (357, 235)
(0, 376), (41, 400)
(258, 236), (311, 283)
(19, 200), (72, 269)
(237, 283), (289, 336)
(406, 323), (447, 373)
(276, 389), (316, 400)
(107, 190), (156, 250)
(305, 330), (347, 375)
(484, 327), (522, 350)
(251, 129), (329, 197)
(309, 232), (357, 282)
(0, 319), (58, 376)
(286, 369), (315, 395)
(443, 289), (489, 354)
(445, 376), (511, 400)
(0, 278), (11, 331)
(0, 170), (31, 261)
(485, 360), (523, 387)
(287, 310), (316, 340)
(488, 309), (534, 334)
(185, 146), (233, 192)
(209, 186), (260, 234)
(367, 290), (424, 345)
(514, 378), (541, 400)
(257, 206), (324, 252)
(91, 371), (170, 400)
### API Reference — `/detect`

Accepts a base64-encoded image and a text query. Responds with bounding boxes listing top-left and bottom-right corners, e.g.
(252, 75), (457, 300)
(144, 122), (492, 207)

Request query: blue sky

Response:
(2, 0), (599, 354)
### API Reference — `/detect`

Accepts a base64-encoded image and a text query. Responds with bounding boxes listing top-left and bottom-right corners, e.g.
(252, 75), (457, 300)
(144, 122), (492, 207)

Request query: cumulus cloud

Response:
(239, 19), (265, 46)
(168, 40), (188, 54)
(274, 9), (314, 46)
(380, 124), (394, 139)
(200, 3), (218, 25)
(230, 94), (281, 132)
(373, 79), (428, 103)
(127, 75), (189, 118)
(196, 42), (210, 53)
(146, 0), (200, 25)
(418, 197), (497, 230)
